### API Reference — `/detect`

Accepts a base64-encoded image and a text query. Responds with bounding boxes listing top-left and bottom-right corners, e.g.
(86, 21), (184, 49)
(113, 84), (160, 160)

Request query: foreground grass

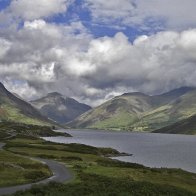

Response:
(0, 122), (71, 188)
(3, 135), (196, 195)
(0, 150), (51, 187)
(12, 174), (195, 196)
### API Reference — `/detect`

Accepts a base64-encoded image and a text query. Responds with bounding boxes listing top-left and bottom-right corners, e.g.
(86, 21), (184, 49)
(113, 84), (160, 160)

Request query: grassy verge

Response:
(0, 150), (51, 187)
(3, 135), (196, 195)
(0, 122), (71, 188)
(0, 121), (71, 137)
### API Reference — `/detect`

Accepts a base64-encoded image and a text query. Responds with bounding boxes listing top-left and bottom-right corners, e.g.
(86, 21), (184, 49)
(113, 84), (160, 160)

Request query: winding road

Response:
(0, 143), (74, 196)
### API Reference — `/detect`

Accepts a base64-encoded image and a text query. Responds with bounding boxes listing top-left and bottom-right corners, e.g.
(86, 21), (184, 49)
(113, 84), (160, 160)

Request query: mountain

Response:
(134, 88), (196, 131)
(151, 87), (195, 106)
(153, 115), (196, 135)
(68, 92), (154, 129)
(67, 87), (196, 131)
(30, 92), (92, 124)
(0, 83), (53, 125)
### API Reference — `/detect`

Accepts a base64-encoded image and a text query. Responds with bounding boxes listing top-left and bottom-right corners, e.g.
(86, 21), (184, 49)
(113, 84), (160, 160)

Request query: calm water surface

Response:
(43, 129), (196, 173)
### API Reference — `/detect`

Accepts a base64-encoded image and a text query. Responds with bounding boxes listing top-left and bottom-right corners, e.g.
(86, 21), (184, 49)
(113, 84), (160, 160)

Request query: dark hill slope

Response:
(153, 115), (196, 135)
(0, 83), (53, 125)
(31, 93), (91, 124)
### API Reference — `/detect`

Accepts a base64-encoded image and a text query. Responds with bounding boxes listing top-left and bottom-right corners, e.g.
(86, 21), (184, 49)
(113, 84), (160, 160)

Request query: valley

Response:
(1, 1), (196, 195)
(0, 82), (196, 135)
(0, 83), (196, 195)
(1, 127), (196, 195)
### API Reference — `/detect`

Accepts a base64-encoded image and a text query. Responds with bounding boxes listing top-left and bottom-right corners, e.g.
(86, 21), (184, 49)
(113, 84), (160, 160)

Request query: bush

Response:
(12, 173), (195, 196)
(24, 171), (49, 182)
(61, 156), (83, 161)
(96, 158), (145, 169)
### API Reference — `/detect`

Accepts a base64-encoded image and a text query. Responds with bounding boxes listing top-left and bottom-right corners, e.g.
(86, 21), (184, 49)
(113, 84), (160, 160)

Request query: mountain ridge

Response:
(0, 82), (53, 125)
(67, 86), (196, 132)
(31, 92), (92, 124)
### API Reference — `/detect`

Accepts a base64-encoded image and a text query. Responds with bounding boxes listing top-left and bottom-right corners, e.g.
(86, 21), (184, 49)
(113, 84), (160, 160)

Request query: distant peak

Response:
(46, 92), (62, 97)
(159, 86), (196, 97)
(0, 82), (9, 94)
(122, 92), (148, 96)
(0, 82), (5, 89)
(175, 86), (195, 91)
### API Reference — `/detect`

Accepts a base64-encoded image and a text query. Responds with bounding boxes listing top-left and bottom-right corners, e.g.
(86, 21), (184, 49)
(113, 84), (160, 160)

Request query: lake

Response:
(43, 129), (196, 173)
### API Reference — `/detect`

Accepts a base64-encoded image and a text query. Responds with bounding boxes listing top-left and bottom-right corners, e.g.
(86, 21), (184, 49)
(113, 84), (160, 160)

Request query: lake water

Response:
(43, 129), (196, 173)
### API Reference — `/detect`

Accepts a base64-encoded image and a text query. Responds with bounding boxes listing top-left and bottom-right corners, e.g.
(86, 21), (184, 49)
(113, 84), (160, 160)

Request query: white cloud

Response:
(3, 79), (38, 100)
(85, 0), (196, 30)
(9, 0), (72, 20)
(58, 29), (196, 102)
(85, 0), (135, 23)
(136, 0), (196, 29)
(0, 38), (11, 58)
(1, 17), (196, 105)
(0, 19), (93, 100)
(24, 20), (47, 29)
(0, 0), (196, 106)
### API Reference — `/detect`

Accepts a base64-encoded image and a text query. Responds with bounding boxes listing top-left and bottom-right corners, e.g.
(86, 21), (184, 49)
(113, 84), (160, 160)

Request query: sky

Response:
(0, 0), (196, 106)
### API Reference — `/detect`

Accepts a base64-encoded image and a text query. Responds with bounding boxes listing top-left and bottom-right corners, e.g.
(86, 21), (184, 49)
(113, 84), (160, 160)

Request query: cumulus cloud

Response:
(1, 17), (196, 105)
(80, 30), (196, 95)
(0, 38), (11, 58)
(0, 0), (196, 106)
(0, 19), (93, 100)
(0, 0), (73, 28)
(9, 0), (72, 20)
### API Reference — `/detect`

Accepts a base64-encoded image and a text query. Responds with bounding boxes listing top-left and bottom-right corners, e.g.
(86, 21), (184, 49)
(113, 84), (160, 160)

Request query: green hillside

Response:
(67, 87), (196, 133)
(132, 89), (196, 131)
(68, 93), (154, 130)
(153, 115), (196, 135)
(0, 83), (53, 126)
